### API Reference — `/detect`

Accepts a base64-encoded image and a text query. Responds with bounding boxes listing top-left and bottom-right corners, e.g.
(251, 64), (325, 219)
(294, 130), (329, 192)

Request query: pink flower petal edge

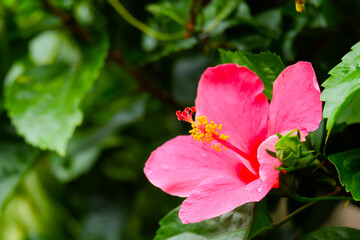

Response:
(268, 61), (322, 135)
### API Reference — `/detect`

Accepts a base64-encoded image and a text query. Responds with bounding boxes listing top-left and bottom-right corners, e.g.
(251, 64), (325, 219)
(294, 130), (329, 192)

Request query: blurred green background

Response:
(0, 0), (359, 239)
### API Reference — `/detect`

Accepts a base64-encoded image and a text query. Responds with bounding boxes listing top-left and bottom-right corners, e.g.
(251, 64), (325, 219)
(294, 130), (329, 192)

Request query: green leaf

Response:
(212, 229), (246, 240)
(4, 31), (109, 155)
(219, 49), (285, 100)
(328, 148), (360, 200)
(245, 200), (273, 240)
(336, 90), (360, 126)
(305, 119), (326, 153)
(154, 203), (254, 240)
(0, 142), (38, 217)
(321, 41), (360, 130)
(245, 199), (273, 239)
(301, 226), (360, 240)
(167, 233), (207, 240)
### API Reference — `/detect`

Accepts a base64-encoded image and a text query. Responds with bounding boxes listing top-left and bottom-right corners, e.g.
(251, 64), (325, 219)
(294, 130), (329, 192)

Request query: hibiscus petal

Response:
(268, 61), (322, 135)
(144, 135), (247, 197)
(178, 175), (249, 223)
(257, 134), (282, 190)
(178, 135), (282, 224)
(195, 64), (269, 167)
(179, 173), (272, 224)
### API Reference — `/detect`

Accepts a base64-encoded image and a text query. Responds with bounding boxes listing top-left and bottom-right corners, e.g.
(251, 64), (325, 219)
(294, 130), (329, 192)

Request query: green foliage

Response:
(321, 41), (360, 130)
(301, 226), (360, 240)
(154, 203), (253, 240)
(329, 148), (360, 200)
(4, 32), (109, 156)
(220, 50), (284, 100)
(154, 200), (273, 240)
(0, 143), (38, 216)
(49, 96), (146, 182)
(146, 2), (187, 25)
(244, 200), (273, 240)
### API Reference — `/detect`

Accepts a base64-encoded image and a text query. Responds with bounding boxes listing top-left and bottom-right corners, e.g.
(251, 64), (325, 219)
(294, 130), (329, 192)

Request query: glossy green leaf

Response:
(245, 200), (273, 240)
(212, 229), (246, 240)
(167, 233), (207, 240)
(154, 203), (254, 240)
(220, 50), (284, 100)
(301, 226), (360, 240)
(328, 148), (360, 200)
(321, 41), (360, 130)
(336, 91), (360, 126)
(0, 142), (38, 216)
(4, 31), (109, 156)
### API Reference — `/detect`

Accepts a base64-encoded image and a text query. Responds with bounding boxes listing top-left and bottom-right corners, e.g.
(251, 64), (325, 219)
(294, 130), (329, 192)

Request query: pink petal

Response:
(178, 175), (248, 223)
(268, 61), (322, 135)
(178, 135), (282, 224)
(195, 64), (269, 171)
(179, 173), (270, 224)
(257, 135), (282, 190)
(144, 136), (250, 197)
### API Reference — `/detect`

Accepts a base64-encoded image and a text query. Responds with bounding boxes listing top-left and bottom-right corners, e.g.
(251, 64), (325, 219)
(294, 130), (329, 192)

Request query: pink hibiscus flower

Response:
(144, 62), (322, 224)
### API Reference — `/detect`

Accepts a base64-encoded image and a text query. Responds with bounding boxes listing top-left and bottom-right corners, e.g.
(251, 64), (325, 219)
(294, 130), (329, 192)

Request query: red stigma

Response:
(176, 106), (196, 122)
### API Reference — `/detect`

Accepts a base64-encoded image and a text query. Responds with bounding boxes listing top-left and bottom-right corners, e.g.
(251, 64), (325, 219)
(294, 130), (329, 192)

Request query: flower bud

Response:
(267, 130), (316, 172)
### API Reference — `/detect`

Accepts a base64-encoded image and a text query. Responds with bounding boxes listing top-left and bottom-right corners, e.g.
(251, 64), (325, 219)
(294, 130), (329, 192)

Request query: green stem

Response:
(291, 186), (351, 203)
(291, 192), (352, 202)
(273, 201), (317, 228)
(107, 0), (184, 41)
(203, 0), (235, 33)
(271, 187), (350, 229)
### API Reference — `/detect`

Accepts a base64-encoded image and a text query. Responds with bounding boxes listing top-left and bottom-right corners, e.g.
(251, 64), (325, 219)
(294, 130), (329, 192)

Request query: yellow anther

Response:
(211, 145), (222, 152)
(189, 116), (229, 152)
(219, 134), (229, 140)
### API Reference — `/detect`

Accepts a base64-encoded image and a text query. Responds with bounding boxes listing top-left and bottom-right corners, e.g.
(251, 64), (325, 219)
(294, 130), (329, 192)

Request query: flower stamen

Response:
(176, 107), (229, 152)
(176, 106), (256, 174)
